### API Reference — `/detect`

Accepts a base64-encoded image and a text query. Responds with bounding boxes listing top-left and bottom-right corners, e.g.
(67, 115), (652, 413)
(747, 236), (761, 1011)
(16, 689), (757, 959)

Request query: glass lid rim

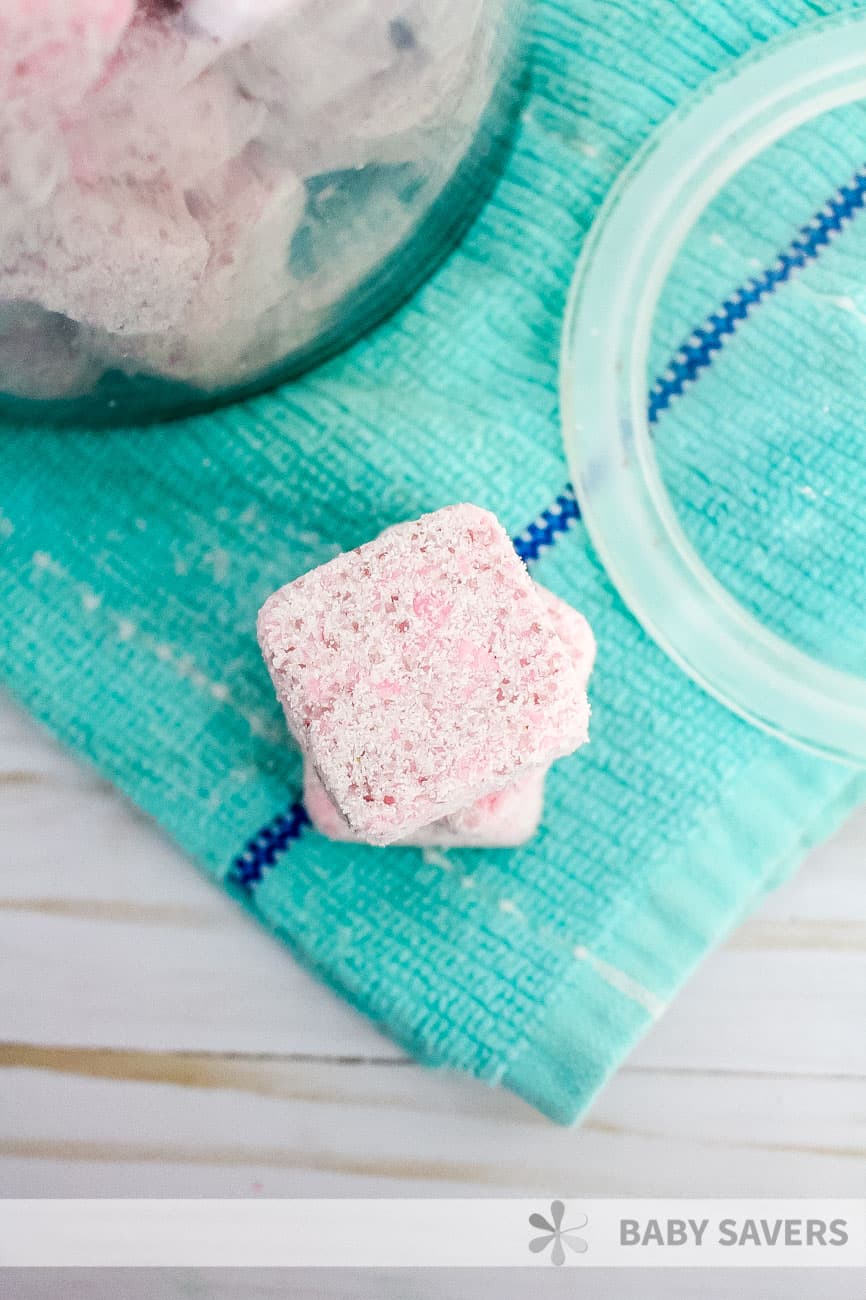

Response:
(560, 10), (866, 766)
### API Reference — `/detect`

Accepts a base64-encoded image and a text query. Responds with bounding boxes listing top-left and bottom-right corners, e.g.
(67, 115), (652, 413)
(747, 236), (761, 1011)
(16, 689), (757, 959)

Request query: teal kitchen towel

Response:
(3, 0), (866, 1122)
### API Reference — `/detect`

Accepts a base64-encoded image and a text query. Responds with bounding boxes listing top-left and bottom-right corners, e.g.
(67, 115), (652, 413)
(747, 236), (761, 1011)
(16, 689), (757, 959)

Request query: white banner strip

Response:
(1, 1199), (864, 1268)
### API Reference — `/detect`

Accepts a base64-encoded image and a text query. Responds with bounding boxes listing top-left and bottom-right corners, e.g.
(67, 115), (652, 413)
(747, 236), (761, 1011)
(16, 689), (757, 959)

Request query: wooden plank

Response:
(0, 694), (99, 784)
(0, 696), (401, 1059)
(1, 1050), (863, 1197)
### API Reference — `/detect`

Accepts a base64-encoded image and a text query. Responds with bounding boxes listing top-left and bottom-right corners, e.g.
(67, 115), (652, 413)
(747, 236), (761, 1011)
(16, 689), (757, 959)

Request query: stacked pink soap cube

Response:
(258, 504), (595, 848)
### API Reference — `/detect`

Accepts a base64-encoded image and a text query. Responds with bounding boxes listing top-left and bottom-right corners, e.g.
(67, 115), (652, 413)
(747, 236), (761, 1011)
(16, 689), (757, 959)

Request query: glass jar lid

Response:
(561, 12), (866, 765)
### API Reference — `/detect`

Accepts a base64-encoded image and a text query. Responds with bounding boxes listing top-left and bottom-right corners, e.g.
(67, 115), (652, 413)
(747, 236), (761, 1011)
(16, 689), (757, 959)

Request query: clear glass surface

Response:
(561, 12), (866, 764)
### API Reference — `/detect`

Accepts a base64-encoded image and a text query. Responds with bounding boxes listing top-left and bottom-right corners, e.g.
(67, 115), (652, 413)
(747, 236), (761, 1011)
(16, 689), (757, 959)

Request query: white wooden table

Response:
(1, 689), (864, 1296)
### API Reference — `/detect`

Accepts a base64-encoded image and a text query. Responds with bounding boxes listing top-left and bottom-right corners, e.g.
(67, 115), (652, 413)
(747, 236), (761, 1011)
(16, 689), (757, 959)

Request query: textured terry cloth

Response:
(2, 0), (866, 1123)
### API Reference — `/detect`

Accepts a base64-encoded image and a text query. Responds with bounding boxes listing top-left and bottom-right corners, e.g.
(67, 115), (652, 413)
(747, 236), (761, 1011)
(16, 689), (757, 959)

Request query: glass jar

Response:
(0, 0), (525, 424)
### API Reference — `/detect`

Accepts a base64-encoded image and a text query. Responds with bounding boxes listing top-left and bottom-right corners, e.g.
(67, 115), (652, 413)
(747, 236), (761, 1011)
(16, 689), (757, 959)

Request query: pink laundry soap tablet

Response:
(535, 583), (596, 687)
(304, 763), (546, 848)
(300, 582), (596, 848)
(257, 504), (591, 845)
(433, 772), (545, 847)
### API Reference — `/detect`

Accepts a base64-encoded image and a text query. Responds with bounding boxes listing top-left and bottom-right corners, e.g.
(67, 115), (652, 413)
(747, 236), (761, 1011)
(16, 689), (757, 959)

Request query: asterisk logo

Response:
(528, 1201), (589, 1265)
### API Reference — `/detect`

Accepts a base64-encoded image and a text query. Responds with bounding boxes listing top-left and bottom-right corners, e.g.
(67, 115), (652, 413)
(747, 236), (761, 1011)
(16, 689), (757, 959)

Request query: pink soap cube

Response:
(258, 504), (590, 845)
(535, 584), (596, 687)
(304, 764), (545, 848)
(300, 580), (595, 848)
